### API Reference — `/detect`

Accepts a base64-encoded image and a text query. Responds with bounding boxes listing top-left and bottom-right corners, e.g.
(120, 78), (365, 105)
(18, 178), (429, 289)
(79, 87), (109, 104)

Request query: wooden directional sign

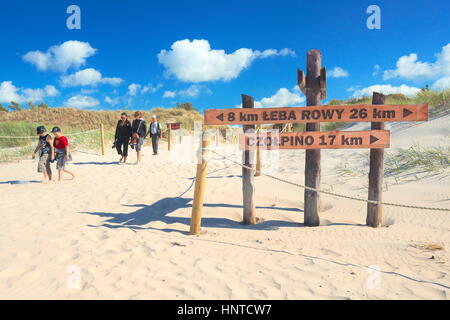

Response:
(169, 123), (181, 130)
(239, 130), (390, 150)
(205, 104), (428, 125)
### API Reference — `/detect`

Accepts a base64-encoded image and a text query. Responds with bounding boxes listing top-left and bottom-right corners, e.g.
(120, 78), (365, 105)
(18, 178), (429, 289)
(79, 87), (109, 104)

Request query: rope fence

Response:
(203, 147), (450, 212)
(0, 128), (100, 139)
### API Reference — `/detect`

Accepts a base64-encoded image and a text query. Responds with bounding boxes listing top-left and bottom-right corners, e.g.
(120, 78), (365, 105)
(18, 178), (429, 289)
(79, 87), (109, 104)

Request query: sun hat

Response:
(36, 126), (46, 134)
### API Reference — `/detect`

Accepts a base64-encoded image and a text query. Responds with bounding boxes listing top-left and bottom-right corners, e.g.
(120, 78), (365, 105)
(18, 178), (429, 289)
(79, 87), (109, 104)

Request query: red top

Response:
(54, 136), (69, 150)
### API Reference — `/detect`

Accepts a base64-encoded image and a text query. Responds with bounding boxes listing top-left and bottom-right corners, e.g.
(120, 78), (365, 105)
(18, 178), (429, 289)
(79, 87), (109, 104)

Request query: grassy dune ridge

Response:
(0, 90), (449, 163)
(0, 107), (203, 131)
(0, 107), (203, 161)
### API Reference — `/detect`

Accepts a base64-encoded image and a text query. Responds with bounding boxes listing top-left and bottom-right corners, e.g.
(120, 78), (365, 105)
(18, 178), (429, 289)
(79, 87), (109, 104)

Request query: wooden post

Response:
(215, 130), (219, 147)
(255, 125), (262, 177)
(100, 123), (105, 156)
(189, 136), (209, 235)
(367, 92), (386, 227)
(298, 49), (326, 227)
(242, 94), (257, 224)
(287, 123), (292, 133)
(168, 125), (172, 151)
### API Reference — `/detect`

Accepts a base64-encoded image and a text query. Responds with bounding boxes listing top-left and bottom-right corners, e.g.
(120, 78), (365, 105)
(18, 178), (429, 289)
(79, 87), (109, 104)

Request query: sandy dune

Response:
(0, 116), (449, 299)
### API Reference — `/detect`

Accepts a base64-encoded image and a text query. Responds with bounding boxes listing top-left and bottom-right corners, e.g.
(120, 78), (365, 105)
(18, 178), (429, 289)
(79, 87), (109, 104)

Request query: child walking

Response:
(51, 127), (75, 181)
(32, 126), (54, 183)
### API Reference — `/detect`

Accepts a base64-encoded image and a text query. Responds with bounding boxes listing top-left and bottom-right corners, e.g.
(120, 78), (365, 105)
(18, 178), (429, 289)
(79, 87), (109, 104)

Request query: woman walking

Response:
(131, 111), (147, 164)
(114, 112), (132, 163)
(32, 126), (54, 183)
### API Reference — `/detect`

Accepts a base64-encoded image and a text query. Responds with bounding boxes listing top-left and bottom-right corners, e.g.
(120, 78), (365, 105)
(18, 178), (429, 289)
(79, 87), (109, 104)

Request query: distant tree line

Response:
(176, 101), (198, 112)
(0, 101), (50, 112)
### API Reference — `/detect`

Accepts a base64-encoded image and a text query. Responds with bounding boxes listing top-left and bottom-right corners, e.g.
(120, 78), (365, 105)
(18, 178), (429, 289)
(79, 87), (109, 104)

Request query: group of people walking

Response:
(32, 111), (162, 183)
(114, 111), (162, 164)
(33, 126), (75, 183)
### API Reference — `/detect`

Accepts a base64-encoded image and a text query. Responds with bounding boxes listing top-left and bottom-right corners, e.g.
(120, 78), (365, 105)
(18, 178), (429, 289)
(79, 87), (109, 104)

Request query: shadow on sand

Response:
(82, 197), (304, 234)
(72, 161), (121, 166)
(0, 180), (41, 185)
(82, 196), (450, 291)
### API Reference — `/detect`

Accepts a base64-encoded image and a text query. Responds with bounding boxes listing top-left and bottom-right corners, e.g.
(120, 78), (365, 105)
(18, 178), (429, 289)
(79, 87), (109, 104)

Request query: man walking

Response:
(148, 115), (162, 155)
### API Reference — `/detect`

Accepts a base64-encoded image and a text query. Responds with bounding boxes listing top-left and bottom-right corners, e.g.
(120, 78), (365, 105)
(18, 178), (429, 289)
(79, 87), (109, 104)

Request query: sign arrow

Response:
(204, 104), (428, 125)
(403, 108), (413, 118)
(240, 130), (390, 150)
(370, 135), (379, 144)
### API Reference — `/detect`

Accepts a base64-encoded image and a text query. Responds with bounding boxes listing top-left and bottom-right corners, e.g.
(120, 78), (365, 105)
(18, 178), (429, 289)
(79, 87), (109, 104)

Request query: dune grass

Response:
(0, 122), (117, 161)
(384, 145), (450, 177)
(0, 107), (203, 131)
(335, 145), (450, 182)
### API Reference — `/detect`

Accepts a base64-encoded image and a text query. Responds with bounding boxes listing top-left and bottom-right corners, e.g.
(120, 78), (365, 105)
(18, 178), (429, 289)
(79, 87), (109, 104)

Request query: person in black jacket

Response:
(131, 111), (147, 164)
(114, 112), (132, 163)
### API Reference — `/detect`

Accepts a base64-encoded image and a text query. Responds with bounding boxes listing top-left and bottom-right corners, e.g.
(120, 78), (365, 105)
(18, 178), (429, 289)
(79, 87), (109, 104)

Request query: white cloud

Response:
(0, 81), (60, 103)
(328, 67), (349, 78)
(346, 85), (361, 92)
(43, 85), (59, 97)
(372, 64), (381, 76)
(383, 43), (450, 82)
(105, 96), (119, 105)
(80, 88), (99, 94)
(252, 87), (305, 108)
(162, 85), (211, 99)
(432, 76), (450, 90)
(0, 81), (23, 103)
(60, 68), (123, 87)
(22, 85), (60, 102)
(141, 83), (163, 94)
(157, 39), (296, 82)
(163, 90), (177, 98)
(351, 84), (421, 97)
(63, 95), (100, 109)
(128, 83), (141, 96)
(23, 41), (97, 72)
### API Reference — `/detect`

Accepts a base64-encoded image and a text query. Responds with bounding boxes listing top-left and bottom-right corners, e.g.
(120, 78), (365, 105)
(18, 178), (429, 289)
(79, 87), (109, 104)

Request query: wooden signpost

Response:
(204, 104), (428, 125)
(239, 130), (390, 150)
(241, 94), (257, 225)
(189, 49), (429, 235)
(166, 122), (181, 151)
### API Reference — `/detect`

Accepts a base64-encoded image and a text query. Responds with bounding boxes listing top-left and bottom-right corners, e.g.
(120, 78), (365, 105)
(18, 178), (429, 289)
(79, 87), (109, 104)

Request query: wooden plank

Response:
(304, 49), (322, 227)
(100, 123), (105, 156)
(367, 92), (386, 228)
(242, 94), (257, 225)
(239, 130), (390, 150)
(204, 103), (429, 125)
(189, 138), (209, 235)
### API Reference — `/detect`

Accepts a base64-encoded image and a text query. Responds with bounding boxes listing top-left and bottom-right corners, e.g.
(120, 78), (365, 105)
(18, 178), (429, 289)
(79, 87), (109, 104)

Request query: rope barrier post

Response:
(367, 92), (386, 227)
(298, 49), (326, 227)
(255, 125), (262, 177)
(287, 123), (292, 133)
(189, 132), (209, 235)
(242, 94), (257, 225)
(100, 123), (105, 156)
(168, 125), (172, 151)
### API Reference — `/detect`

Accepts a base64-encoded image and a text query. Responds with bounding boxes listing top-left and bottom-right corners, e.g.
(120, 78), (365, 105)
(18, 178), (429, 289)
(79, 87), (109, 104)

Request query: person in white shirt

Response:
(148, 115), (162, 155)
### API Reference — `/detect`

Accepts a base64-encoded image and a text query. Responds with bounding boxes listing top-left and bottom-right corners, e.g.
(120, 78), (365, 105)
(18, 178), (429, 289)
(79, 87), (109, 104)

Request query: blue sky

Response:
(0, 0), (449, 112)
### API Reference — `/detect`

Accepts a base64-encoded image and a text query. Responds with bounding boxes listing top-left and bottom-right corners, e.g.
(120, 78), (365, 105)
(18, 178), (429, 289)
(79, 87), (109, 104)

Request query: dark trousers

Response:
(116, 139), (129, 157)
(151, 135), (159, 154)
